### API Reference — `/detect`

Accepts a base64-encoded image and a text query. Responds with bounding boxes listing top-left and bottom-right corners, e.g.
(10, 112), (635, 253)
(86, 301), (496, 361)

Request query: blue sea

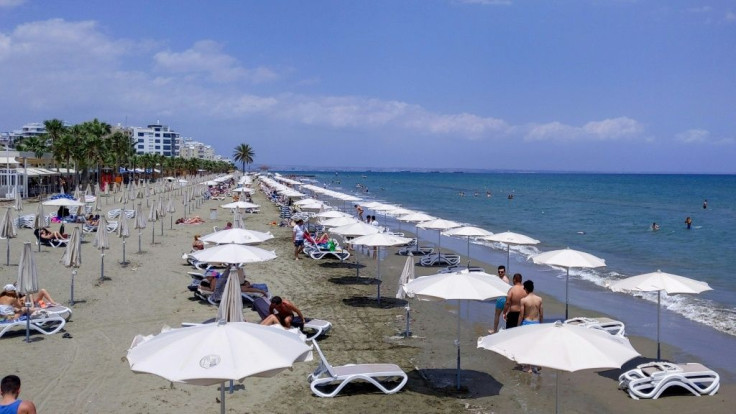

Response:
(287, 171), (736, 376)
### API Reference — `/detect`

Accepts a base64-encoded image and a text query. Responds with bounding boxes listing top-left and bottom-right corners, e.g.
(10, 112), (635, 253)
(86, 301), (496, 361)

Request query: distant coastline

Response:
(271, 167), (736, 176)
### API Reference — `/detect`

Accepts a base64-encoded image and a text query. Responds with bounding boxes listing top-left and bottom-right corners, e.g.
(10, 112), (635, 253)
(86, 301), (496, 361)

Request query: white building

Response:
(131, 122), (181, 156)
(179, 138), (216, 160)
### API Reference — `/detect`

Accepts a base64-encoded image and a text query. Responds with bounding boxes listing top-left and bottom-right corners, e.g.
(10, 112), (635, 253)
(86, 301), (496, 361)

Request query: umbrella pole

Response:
(100, 250), (105, 282)
(24, 301), (31, 343)
(6, 237), (9, 266)
(376, 251), (381, 305)
(170, 215), (173, 230)
(565, 268), (570, 320)
(556, 371), (560, 414)
(121, 238), (128, 265)
(138, 231), (142, 253)
(456, 302), (461, 390)
(160, 219), (163, 236)
(220, 382), (225, 414)
(151, 225), (155, 245)
(70, 269), (76, 306)
(657, 291), (661, 360)
(404, 305), (412, 337)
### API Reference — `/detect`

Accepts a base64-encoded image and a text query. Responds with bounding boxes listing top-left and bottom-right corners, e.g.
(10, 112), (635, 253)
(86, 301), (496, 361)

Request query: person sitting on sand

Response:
(192, 235), (204, 250)
(85, 214), (99, 227)
(260, 296), (304, 328)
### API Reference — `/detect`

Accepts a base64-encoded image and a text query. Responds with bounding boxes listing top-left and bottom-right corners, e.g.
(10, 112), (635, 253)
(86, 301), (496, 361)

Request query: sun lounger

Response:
(304, 242), (351, 261)
(419, 253), (461, 267)
(438, 264), (486, 274)
(0, 314), (66, 339)
(618, 362), (719, 400)
(33, 229), (69, 248)
(308, 340), (408, 398)
(564, 316), (626, 336)
(397, 246), (434, 256)
(251, 297), (332, 340)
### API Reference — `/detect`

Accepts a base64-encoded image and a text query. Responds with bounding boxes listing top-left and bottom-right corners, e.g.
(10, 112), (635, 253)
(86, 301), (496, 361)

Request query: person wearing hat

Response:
(0, 284), (59, 309)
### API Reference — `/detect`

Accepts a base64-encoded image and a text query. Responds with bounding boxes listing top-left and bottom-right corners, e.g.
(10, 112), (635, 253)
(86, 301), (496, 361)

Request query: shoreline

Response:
(0, 182), (732, 413)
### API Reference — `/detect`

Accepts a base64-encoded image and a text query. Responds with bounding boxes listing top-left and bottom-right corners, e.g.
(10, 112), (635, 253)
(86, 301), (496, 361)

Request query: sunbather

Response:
(39, 227), (65, 241)
(192, 235), (204, 250)
(198, 271), (268, 297)
(260, 296), (304, 328)
(176, 216), (205, 225)
(85, 214), (99, 227)
(0, 284), (59, 308)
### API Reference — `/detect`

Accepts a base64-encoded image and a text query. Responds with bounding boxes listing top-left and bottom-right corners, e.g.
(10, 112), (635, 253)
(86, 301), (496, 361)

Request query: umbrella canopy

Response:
(609, 270), (711, 360)
(216, 268), (245, 322)
(231, 187), (254, 194)
(320, 216), (360, 228)
(93, 218), (110, 250)
(417, 218), (462, 257)
(350, 233), (413, 302)
(117, 214), (130, 238)
(331, 221), (380, 237)
(483, 231), (540, 272)
(190, 244), (277, 265)
(314, 210), (351, 219)
(293, 198), (322, 206)
(41, 198), (85, 207)
(404, 269), (510, 389)
(442, 226), (493, 264)
(201, 228), (274, 245)
(397, 212), (436, 223)
(221, 201), (260, 210)
(135, 204), (147, 229)
(532, 248), (606, 319)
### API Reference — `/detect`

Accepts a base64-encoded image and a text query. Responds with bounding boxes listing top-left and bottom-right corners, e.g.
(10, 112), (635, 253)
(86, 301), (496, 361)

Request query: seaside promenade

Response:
(0, 178), (732, 413)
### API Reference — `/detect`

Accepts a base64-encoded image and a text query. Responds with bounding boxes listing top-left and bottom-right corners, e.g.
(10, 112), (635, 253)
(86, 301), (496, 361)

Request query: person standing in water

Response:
(685, 216), (692, 229)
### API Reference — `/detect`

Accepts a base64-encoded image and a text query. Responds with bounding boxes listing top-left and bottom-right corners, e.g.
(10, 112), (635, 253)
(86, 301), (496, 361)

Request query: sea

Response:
(284, 171), (736, 378)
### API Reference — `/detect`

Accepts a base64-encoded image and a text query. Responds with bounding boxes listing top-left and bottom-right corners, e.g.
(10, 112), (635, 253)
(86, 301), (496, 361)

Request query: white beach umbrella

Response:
(156, 197), (165, 236)
(117, 214), (130, 266)
(41, 198), (85, 208)
(134, 203), (146, 253)
(232, 208), (246, 229)
(478, 321), (640, 413)
(221, 201), (260, 210)
(127, 321), (311, 414)
(231, 187), (254, 194)
(216, 268), (245, 323)
(17, 242), (39, 343)
(442, 226), (493, 266)
(532, 248), (606, 319)
(93, 217), (110, 282)
(330, 221), (380, 237)
(61, 227), (82, 304)
(396, 253), (415, 337)
(190, 244), (277, 265)
(404, 269), (511, 389)
(293, 198), (322, 206)
(320, 216), (360, 228)
(314, 210), (351, 219)
(33, 203), (45, 252)
(483, 231), (540, 272)
(166, 197), (176, 229)
(1, 207), (17, 266)
(417, 218), (462, 258)
(609, 270), (712, 360)
(14, 190), (22, 211)
(397, 212), (436, 253)
(201, 228), (274, 245)
(349, 233), (413, 304)
(148, 202), (159, 245)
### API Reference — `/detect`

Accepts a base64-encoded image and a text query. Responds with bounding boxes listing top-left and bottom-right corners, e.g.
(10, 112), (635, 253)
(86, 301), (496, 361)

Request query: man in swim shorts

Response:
(519, 280), (543, 373)
(490, 266), (510, 333)
(503, 273), (526, 329)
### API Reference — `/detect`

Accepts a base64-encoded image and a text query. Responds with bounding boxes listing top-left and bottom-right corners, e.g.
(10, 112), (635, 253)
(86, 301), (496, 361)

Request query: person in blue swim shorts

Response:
(490, 266), (511, 334)
(519, 280), (544, 373)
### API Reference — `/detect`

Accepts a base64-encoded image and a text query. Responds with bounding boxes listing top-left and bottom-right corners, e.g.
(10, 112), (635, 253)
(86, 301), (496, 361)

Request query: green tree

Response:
(232, 144), (255, 173)
(15, 136), (48, 159)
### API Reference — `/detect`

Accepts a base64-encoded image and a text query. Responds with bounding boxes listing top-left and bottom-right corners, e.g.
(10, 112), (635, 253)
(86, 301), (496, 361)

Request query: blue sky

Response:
(1, 0), (734, 173)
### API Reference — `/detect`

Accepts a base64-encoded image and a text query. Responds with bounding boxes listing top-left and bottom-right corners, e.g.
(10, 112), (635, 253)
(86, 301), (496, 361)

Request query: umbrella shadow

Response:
(407, 368), (502, 398)
(596, 356), (659, 381)
(319, 261), (366, 270)
(329, 275), (380, 285)
(342, 296), (407, 309)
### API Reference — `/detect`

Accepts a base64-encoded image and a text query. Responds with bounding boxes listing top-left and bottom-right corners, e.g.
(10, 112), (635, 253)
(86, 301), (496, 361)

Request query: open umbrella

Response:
(117, 213), (130, 265)
(442, 226), (493, 267)
(61, 228), (82, 304)
(349, 233), (412, 304)
(478, 321), (640, 413)
(200, 228), (273, 245)
(396, 253), (415, 337)
(417, 218), (462, 264)
(221, 201), (260, 210)
(314, 210), (351, 219)
(532, 248), (606, 319)
(320, 216), (359, 228)
(397, 212), (436, 254)
(404, 269), (510, 389)
(1, 207), (17, 266)
(93, 217), (110, 282)
(128, 322), (311, 414)
(609, 270), (712, 360)
(189, 244), (277, 265)
(134, 203), (146, 253)
(483, 231), (540, 272)
(17, 242), (38, 343)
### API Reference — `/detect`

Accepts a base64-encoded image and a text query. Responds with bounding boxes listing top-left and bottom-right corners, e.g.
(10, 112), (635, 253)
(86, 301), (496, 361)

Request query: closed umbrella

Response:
(117, 214), (130, 266)
(396, 253), (415, 337)
(166, 197), (176, 229)
(216, 268), (245, 323)
(61, 228), (82, 304)
(127, 321), (311, 414)
(483, 231), (540, 272)
(33, 203), (45, 252)
(14, 190), (22, 211)
(156, 197), (165, 236)
(232, 208), (245, 229)
(404, 270), (510, 389)
(349, 233), (412, 304)
(442, 226), (493, 266)
(532, 248), (606, 319)
(1, 207), (17, 266)
(134, 203), (146, 253)
(609, 270), (712, 360)
(478, 321), (640, 413)
(148, 202), (159, 245)
(93, 217), (110, 282)
(17, 242), (38, 343)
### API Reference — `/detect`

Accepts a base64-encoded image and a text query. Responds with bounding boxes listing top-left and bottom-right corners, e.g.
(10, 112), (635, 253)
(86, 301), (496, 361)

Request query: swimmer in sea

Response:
(652, 222), (660, 231)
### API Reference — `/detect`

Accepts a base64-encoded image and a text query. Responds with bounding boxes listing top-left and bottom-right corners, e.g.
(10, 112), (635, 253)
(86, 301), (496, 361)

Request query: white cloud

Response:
(154, 40), (278, 84)
(726, 11), (736, 22)
(0, 0), (25, 9)
(676, 129), (710, 144)
(525, 117), (644, 142)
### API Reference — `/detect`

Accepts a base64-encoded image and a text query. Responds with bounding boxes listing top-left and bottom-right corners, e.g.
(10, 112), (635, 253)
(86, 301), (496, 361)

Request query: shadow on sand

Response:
(342, 296), (407, 309)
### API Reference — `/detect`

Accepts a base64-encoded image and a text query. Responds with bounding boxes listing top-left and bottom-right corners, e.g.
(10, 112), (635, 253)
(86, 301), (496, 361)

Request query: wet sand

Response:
(0, 184), (733, 413)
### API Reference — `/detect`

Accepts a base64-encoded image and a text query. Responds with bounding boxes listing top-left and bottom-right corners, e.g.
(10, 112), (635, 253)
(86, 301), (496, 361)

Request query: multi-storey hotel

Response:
(131, 122), (181, 157)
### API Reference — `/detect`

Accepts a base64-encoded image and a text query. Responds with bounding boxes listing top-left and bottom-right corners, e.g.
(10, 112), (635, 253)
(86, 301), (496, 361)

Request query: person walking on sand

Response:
(502, 273), (527, 329)
(490, 265), (510, 334)
(519, 280), (544, 373)
(0, 375), (36, 414)
(293, 219), (308, 260)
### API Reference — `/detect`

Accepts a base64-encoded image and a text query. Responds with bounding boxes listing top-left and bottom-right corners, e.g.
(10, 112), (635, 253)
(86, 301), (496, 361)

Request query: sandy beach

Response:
(1, 183), (733, 413)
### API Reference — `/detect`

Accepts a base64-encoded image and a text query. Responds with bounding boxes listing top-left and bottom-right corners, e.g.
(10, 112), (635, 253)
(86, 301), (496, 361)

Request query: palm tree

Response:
(233, 144), (255, 172)
(108, 130), (134, 180)
(15, 136), (48, 160)
(43, 119), (66, 171)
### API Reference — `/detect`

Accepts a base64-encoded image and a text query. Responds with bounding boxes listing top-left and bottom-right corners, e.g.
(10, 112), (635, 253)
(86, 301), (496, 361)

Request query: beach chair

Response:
(33, 229), (69, 248)
(0, 313), (67, 339)
(564, 316), (626, 337)
(304, 241), (351, 261)
(438, 264), (485, 274)
(618, 362), (719, 400)
(307, 340), (408, 398)
(419, 253), (461, 267)
(82, 222), (98, 234)
(397, 245), (434, 256)
(105, 220), (119, 233)
(251, 297), (332, 340)
(107, 209), (121, 220)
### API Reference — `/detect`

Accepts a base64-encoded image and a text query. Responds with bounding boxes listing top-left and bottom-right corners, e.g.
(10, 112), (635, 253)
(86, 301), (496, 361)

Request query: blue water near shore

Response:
(291, 171), (736, 378)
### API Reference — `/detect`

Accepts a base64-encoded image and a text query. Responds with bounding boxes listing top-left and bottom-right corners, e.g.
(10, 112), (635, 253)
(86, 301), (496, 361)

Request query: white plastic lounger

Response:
(304, 242), (351, 261)
(619, 362), (719, 400)
(308, 340), (408, 398)
(302, 319), (332, 340)
(438, 265), (485, 274)
(0, 314), (66, 339)
(419, 253), (461, 267)
(564, 316), (626, 337)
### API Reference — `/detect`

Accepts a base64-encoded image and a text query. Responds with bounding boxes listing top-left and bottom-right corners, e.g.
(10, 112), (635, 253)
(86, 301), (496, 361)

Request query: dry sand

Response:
(0, 185), (732, 413)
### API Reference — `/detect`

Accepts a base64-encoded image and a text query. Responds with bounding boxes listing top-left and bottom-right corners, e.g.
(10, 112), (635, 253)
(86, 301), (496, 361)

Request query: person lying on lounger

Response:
(198, 272), (268, 297)
(40, 227), (65, 241)
(176, 216), (205, 224)
(0, 284), (59, 308)
(260, 296), (304, 328)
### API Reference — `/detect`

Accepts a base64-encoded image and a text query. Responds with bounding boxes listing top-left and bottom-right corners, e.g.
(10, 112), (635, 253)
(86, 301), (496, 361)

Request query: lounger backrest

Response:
(310, 340), (336, 377)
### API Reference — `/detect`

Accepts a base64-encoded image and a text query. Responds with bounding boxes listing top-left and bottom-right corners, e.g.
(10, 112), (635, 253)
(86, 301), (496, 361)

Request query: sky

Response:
(0, 0), (734, 173)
